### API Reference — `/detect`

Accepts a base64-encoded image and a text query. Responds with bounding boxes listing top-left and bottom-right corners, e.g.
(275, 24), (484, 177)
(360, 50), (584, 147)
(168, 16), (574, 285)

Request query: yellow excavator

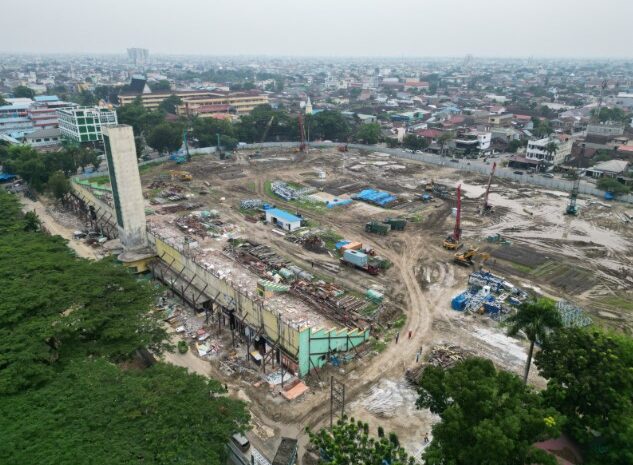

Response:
(453, 247), (491, 266)
(169, 170), (192, 182)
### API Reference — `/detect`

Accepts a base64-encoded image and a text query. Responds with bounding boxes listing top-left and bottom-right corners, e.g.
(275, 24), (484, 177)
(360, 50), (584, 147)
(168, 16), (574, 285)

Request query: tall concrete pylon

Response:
(103, 125), (149, 253)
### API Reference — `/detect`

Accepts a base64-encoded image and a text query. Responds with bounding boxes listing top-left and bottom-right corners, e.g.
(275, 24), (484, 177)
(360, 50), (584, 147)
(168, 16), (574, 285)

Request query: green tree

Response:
(149, 79), (171, 92)
(0, 357), (248, 465)
(0, 95), (7, 105)
(0, 192), (249, 464)
(192, 116), (236, 147)
(508, 139), (523, 153)
(147, 122), (183, 154)
(506, 298), (562, 384)
(158, 94), (183, 114)
(73, 90), (97, 106)
(532, 118), (552, 138)
(544, 142), (558, 164)
(308, 416), (417, 465)
(536, 329), (633, 465)
(403, 134), (428, 151)
(597, 177), (629, 195)
(47, 170), (71, 201)
(437, 131), (454, 156)
(355, 123), (382, 144)
(310, 110), (351, 141)
(417, 358), (563, 465)
(23, 211), (41, 232)
(13, 85), (35, 99)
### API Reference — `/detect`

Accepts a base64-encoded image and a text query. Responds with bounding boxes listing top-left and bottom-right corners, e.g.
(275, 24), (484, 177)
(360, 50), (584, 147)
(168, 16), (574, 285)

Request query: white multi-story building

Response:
(57, 107), (118, 143)
(526, 136), (573, 166)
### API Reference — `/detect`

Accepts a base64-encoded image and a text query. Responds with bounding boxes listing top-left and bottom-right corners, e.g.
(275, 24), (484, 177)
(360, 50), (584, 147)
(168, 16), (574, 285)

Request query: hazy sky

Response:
(3, 0), (632, 58)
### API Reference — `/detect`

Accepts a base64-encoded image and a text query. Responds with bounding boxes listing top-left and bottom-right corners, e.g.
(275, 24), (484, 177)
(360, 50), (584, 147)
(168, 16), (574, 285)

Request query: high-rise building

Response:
(102, 125), (148, 252)
(127, 48), (150, 67)
(57, 107), (118, 142)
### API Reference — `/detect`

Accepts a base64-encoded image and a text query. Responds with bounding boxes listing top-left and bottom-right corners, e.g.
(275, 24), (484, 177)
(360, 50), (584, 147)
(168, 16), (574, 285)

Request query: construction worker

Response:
(395, 332), (400, 344)
(408, 330), (412, 339)
(416, 351), (420, 363)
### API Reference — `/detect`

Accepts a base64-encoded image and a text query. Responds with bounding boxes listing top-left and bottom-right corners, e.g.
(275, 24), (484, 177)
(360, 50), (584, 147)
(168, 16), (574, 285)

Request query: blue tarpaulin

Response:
(353, 189), (397, 207)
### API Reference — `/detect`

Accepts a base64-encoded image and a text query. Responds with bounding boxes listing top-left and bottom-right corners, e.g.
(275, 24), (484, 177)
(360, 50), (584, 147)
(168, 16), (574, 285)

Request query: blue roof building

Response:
(265, 208), (302, 232)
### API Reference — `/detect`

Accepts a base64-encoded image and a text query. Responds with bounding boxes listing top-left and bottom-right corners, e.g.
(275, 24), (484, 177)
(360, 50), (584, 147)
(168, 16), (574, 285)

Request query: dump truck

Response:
(365, 221), (391, 235)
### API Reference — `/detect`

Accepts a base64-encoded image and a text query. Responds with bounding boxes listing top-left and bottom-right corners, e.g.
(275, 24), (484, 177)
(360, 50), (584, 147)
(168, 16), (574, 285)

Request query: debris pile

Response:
(406, 344), (472, 384)
(271, 181), (316, 201)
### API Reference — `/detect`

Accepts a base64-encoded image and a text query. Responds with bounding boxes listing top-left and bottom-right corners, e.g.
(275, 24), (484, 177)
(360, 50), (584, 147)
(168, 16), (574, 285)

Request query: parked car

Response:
(513, 170), (524, 175)
(450, 159), (459, 163)
(542, 173), (554, 178)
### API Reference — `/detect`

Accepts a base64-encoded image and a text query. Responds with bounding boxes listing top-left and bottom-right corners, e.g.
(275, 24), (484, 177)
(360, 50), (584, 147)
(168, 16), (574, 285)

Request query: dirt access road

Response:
(19, 196), (100, 260)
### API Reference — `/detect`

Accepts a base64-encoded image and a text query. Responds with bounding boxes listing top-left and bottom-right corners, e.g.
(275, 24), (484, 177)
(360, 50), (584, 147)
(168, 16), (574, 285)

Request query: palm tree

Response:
(544, 141), (559, 166)
(438, 131), (454, 156)
(506, 297), (562, 384)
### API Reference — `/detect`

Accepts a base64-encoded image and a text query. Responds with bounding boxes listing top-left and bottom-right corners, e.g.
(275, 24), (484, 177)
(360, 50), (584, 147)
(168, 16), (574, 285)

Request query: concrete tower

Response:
(103, 125), (148, 252)
(305, 96), (313, 115)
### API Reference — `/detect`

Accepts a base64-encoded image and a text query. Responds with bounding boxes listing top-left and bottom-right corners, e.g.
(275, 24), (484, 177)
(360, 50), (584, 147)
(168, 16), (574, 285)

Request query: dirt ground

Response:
(37, 146), (633, 460)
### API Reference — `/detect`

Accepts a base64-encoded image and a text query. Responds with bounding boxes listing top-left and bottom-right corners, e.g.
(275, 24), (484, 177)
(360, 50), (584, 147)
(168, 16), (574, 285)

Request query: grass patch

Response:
(264, 180), (274, 198)
(510, 262), (533, 274)
(286, 181), (304, 189)
(245, 181), (256, 193)
(601, 295), (633, 312)
(371, 339), (388, 353)
(90, 175), (110, 185)
(139, 160), (164, 173)
(295, 198), (327, 213)
(392, 314), (407, 329)
(319, 229), (344, 251)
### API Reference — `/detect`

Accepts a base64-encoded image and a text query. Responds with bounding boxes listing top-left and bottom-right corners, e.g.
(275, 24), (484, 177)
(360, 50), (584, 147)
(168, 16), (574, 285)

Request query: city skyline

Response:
(2, 0), (632, 58)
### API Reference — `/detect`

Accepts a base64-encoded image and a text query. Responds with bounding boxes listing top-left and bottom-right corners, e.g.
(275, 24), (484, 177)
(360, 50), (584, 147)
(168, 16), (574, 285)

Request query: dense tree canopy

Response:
(597, 177), (630, 195)
(0, 191), (249, 464)
(0, 359), (248, 465)
(417, 358), (563, 465)
(158, 94), (183, 114)
(147, 122), (184, 154)
(536, 328), (633, 465)
(308, 416), (417, 465)
(403, 134), (428, 151)
(149, 79), (172, 92)
(13, 85), (35, 99)
(309, 110), (351, 141)
(0, 144), (98, 192)
(355, 123), (382, 145)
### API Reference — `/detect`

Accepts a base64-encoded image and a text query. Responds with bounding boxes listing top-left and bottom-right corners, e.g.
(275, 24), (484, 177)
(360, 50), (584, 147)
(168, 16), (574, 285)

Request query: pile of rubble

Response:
(406, 344), (472, 384)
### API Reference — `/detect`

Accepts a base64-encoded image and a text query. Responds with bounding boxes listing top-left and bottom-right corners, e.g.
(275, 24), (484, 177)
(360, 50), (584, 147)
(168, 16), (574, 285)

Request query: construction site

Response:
(67, 140), (633, 461)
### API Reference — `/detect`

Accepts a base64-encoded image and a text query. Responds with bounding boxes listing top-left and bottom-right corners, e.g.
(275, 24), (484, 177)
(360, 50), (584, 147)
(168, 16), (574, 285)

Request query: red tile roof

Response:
(417, 129), (443, 138)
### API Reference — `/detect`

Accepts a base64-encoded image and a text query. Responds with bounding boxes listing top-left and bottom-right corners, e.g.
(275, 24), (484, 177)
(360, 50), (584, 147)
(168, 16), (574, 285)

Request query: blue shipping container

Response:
(343, 250), (368, 268)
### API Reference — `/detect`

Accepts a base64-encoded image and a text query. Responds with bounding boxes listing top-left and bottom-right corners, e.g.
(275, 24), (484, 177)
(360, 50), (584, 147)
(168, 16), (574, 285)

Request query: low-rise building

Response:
(265, 208), (302, 232)
(489, 113), (513, 127)
(23, 127), (62, 149)
(57, 106), (118, 143)
(526, 135), (573, 166)
(584, 159), (629, 179)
